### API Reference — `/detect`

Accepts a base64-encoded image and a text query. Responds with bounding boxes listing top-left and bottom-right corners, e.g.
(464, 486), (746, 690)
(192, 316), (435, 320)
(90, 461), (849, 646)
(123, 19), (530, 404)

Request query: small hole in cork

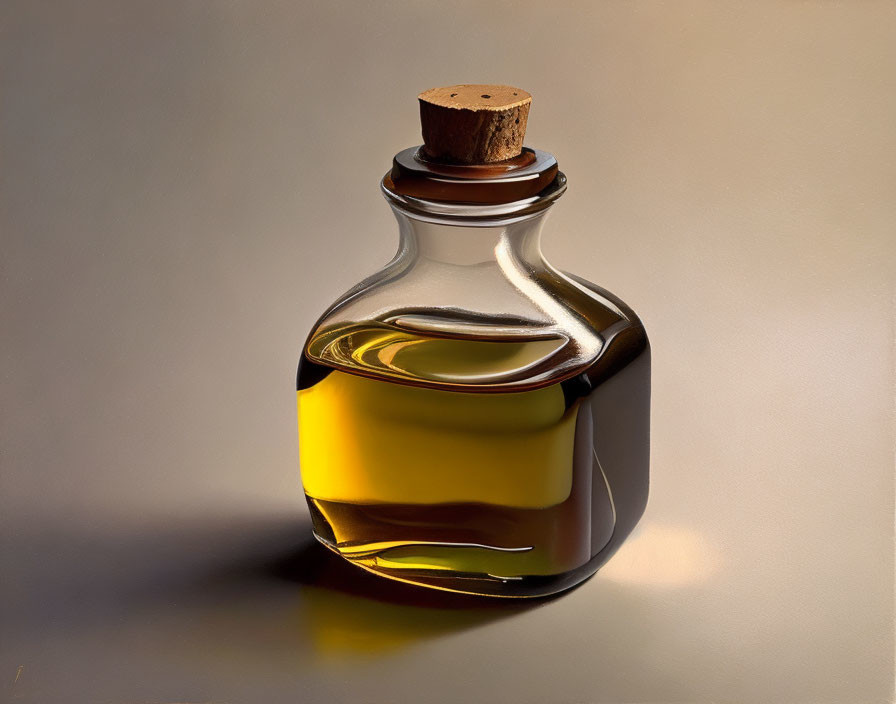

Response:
(450, 93), (457, 97)
(481, 94), (491, 99)
(515, 118), (520, 124)
(513, 92), (518, 96)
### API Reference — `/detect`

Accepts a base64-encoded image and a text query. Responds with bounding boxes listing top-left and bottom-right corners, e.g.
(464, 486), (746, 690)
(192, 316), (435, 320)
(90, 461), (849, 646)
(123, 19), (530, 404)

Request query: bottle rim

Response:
(381, 146), (567, 225)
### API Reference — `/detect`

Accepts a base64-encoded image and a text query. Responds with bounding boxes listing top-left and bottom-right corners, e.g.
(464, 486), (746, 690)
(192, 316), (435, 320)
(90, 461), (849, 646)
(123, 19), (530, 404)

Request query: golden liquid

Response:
(297, 309), (651, 597)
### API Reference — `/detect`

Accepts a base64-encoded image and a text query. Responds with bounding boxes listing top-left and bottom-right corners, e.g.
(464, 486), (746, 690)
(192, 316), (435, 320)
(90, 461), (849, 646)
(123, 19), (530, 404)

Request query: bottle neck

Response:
(391, 205), (550, 270)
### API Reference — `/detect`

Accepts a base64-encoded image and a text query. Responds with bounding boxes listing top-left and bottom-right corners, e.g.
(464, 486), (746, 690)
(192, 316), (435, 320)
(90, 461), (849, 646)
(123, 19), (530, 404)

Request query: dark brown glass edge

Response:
(383, 146), (564, 207)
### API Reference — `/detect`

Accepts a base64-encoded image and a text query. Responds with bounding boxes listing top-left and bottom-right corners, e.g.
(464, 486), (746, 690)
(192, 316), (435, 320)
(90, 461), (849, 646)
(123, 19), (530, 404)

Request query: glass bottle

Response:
(297, 85), (650, 597)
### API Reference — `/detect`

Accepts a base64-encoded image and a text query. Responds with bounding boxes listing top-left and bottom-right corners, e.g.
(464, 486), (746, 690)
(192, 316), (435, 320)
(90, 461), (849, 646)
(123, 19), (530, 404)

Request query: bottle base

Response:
(311, 530), (607, 598)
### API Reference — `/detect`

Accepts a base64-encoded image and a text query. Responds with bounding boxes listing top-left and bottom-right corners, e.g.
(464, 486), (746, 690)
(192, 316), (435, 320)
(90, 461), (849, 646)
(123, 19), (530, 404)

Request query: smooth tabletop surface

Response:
(2, 2), (894, 702)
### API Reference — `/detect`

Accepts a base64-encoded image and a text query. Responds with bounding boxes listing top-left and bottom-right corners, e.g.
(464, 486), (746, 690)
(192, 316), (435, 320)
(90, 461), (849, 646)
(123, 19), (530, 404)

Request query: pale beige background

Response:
(2, 2), (894, 703)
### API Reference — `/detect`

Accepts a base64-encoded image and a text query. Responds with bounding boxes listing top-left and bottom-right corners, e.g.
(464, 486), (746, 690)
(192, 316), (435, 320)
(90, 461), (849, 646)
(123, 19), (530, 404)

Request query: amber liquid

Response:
(298, 285), (649, 597)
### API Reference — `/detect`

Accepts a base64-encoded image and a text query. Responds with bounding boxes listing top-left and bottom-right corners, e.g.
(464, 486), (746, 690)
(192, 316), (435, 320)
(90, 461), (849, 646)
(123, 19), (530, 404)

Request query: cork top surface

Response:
(418, 85), (532, 112)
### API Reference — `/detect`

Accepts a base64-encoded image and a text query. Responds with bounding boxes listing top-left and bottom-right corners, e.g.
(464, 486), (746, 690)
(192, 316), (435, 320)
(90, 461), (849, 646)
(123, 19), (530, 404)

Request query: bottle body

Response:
(297, 191), (650, 597)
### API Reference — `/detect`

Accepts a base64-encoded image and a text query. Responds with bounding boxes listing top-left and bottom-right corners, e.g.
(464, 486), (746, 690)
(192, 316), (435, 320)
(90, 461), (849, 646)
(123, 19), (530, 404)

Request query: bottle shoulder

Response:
(299, 267), (646, 393)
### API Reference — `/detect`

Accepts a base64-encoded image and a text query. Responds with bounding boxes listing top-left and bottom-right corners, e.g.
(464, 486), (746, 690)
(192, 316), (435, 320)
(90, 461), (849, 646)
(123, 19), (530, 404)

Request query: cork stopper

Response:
(418, 84), (532, 164)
